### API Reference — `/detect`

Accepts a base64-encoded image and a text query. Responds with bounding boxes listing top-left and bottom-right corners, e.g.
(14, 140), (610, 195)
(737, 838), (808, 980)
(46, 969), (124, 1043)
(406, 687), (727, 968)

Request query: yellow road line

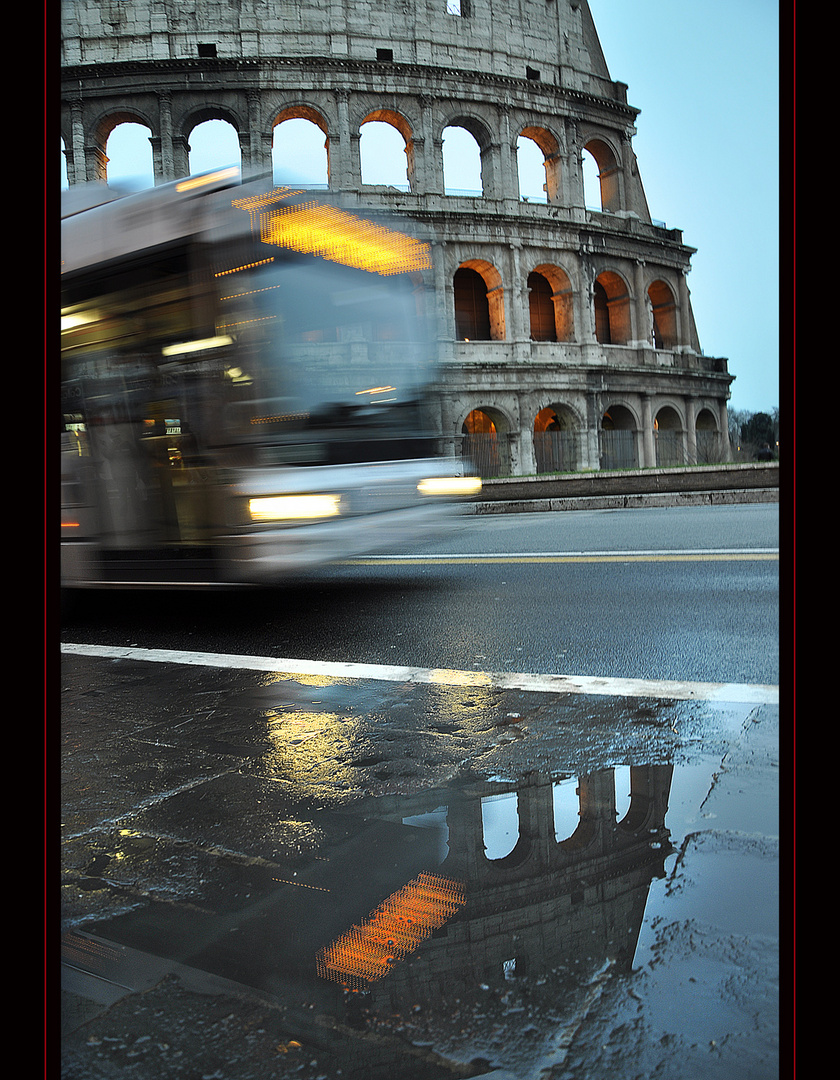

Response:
(342, 553), (779, 565)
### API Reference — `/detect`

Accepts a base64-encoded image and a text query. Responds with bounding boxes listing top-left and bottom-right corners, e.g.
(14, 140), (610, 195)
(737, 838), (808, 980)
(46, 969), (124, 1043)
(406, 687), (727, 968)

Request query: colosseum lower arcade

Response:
(61, 0), (734, 477)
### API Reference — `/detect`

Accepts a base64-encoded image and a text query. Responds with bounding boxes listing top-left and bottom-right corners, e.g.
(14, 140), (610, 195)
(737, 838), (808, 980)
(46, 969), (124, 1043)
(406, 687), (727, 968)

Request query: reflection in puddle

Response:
(480, 790), (519, 860)
(316, 872), (466, 988)
(306, 765), (675, 1075)
(65, 668), (775, 1079)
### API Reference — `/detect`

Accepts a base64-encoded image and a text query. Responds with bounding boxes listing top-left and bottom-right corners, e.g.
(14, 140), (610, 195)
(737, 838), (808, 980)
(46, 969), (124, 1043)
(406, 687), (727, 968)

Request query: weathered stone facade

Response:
(61, 0), (733, 475)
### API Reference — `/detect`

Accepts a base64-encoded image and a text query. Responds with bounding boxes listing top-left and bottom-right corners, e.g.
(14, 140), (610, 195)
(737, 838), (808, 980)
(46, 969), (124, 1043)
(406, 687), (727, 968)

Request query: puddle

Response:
(61, 667), (778, 1079)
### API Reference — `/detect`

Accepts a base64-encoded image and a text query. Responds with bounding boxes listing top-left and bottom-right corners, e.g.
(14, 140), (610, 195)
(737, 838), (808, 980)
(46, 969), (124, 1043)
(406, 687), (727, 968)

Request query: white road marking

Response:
(60, 643), (779, 705)
(342, 549), (779, 564)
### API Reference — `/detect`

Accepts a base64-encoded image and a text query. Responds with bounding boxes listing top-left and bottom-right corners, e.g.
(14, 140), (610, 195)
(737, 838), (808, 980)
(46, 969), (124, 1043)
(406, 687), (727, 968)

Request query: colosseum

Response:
(60, 0), (734, 477)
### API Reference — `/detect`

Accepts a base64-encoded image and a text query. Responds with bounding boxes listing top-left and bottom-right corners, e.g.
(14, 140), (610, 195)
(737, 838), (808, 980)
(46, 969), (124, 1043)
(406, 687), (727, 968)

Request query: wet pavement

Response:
(59, 652), (781, 1079)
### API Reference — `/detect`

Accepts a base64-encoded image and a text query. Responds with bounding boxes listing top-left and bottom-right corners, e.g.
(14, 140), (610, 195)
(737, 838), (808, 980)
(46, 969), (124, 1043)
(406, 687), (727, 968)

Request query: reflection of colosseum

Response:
(61, 0), (733, 476)
(355, 767), (674, 1008)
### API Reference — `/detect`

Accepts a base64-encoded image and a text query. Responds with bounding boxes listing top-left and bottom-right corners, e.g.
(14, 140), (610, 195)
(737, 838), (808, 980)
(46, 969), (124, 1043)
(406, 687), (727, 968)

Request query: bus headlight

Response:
(416, 476), (483, 497)
(248, 494), (342, 522)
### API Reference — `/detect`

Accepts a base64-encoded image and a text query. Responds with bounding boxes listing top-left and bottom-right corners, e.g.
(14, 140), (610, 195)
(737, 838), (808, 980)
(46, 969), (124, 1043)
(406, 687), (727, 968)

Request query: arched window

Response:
(481, 791), (519, 860)
(552, 776), (579, 843)
(442, 125), (483, 195)
(105, 121), (154, 189)
(529, 264), (574, 342)
(582, 138), (621, 213)
(647, 279), (678, 349)
(593, 271), (631, 345)
(454, 267), (491, 340)
(360, 118), (409, 189)
(614, 766), (632, 827)
(517, 126), (561, 203)
(528, 271), (556, 341)
(272, 114), (329, 188)
(517, 136), (547, 203)
(188, 119), (241, 176)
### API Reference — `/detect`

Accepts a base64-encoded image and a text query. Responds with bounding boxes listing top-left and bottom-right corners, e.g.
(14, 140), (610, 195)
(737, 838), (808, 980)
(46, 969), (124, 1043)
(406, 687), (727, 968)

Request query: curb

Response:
(469, 488), (780, 514)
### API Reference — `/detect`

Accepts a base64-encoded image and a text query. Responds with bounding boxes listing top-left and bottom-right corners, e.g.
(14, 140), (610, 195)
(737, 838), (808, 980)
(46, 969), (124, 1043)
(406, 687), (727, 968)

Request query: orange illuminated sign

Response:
(316, 872), (465, 988)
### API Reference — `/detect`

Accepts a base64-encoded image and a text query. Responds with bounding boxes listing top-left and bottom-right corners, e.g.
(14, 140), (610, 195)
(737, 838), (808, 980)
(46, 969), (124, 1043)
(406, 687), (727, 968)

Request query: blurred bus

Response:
(61, 170), (480, 595)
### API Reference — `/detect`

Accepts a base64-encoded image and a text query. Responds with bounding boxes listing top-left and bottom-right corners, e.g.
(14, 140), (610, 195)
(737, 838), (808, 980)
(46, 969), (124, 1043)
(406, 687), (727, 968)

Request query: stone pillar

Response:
(563, 118), (584, 211)
(432, 241), (454, 340)
(66, 100), (86, 187)
(508, 242), (527, 342)
(516, 777), (556, 869)
(85, 141), (108, 184)
(497, 104), (518, 203)
(685, 396), (699, 464)
(442, 791), (489, 880)
(331, 90), (361, 191)
(172, 134), (190, 181)
(677, 272), (692, 349)
(418, 95), (442, 194)
(641, 394), (655, 468)
(154, 91), (175, 183)
(719, 399), (733, 461)
(584, 391), (601, 470)
(516, 421), (537, 476)
(632, 260), (651, 346)
(238, 131), (253, 175)
(578, 770), (617, 854)
(149, 135), (163, 184)
(479, 142), (498, 199)
(246, 91), (271, 175)
(262, 132), (276, 182)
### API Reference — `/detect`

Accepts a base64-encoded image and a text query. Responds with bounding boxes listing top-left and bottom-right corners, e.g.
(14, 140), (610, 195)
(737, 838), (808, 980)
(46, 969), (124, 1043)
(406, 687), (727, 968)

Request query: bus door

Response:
(138, 397), (211, 545)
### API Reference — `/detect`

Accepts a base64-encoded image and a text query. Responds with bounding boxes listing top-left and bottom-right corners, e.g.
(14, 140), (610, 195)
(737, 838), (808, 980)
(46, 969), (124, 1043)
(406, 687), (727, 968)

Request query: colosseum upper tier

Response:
(61, 0), (734, 476)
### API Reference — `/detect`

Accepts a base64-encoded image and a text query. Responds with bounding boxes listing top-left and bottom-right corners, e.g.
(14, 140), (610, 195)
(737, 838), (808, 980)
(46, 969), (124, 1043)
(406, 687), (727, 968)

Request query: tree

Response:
(741, 412), (775, 446)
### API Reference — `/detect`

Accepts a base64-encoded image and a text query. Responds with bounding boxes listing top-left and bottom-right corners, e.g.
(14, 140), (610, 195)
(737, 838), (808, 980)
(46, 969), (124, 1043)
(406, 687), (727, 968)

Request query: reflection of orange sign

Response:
(316, 872), (466, 988)
(232, 189), (431, 276)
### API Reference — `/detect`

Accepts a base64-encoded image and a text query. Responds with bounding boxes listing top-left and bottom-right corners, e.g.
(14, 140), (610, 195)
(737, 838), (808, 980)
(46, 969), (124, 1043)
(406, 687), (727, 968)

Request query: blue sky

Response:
(588, 0), (781, 415)
(65, 1), (781, 415)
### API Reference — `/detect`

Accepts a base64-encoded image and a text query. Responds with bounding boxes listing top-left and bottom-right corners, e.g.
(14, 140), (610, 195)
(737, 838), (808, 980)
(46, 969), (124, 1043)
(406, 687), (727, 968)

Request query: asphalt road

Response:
(61, 503), (780, 688)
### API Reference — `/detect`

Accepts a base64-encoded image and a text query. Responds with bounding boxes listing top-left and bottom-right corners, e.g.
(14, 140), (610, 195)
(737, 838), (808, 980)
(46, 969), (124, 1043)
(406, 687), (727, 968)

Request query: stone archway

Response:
(529, 263), (574, 342)
(647, 279), (678, 349)
(461, 406), (512, 476)
(654, 405), (685, 466)
(600, 404), (638, 469)
(582, 136), (622, 213)
(454, 260), (505, 341)
(271, 106), (330, 187)
(695, 407), (722, 464)
(533, 404), (579, 473)
(517, 125), (562, 203)
(360, 109), (414, 190)
(594, 270), (632, 345)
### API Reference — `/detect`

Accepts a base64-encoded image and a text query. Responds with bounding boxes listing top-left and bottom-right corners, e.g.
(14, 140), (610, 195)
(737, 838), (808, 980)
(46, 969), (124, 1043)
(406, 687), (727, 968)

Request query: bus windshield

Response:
(62, 242), (439, 470)
(219, 255), (438, 459)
